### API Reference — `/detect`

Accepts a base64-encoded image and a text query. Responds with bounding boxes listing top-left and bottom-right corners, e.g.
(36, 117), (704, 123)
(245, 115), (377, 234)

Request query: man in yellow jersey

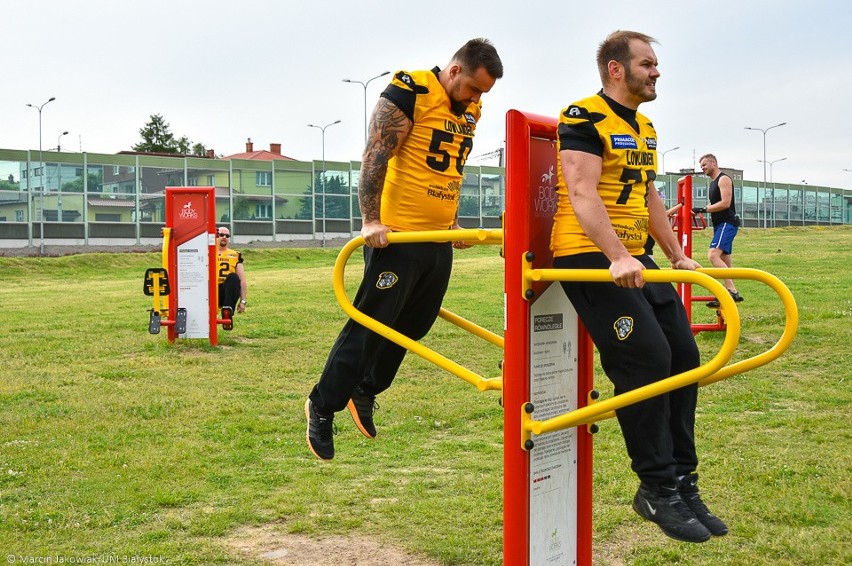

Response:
(306, 38), (503, 461)
(215, 226), (247, 328)
(551, 31), (727, 542)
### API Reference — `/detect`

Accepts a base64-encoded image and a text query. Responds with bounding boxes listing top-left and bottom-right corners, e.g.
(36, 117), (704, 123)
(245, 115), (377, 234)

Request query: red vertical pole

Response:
(677, 176), (694, 322)
(504, 110), (594, 566)
(503, 109), (532, 566)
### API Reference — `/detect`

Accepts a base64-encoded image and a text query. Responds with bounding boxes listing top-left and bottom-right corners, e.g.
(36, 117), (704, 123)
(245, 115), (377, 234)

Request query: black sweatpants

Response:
(554, 252), (700, 485)
(310, 242), (453, 414)
(218, 273), (241, 310)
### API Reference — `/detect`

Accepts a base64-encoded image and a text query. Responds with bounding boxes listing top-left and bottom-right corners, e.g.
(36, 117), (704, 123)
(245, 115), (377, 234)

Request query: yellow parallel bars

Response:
(691, 268), (798, 387)
(519, 260), (798, 449)
(332, 229), (504, 392)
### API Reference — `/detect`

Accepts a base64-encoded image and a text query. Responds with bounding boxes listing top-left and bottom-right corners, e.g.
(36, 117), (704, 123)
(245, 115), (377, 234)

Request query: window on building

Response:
(256, 171), (271, 186)
(255, 203), (272, 218)
(15, 210), (24, 222)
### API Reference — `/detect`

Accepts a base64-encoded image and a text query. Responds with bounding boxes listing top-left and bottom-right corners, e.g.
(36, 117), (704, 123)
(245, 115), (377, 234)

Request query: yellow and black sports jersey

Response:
(551, 91), (658, 257)
(379, 67), (481, 232)
(216, 249), (242, 284)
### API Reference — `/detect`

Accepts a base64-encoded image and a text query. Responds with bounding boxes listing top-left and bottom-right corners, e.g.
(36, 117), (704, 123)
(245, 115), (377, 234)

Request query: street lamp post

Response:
(26, 96), (56, 255)
(307, 120), (341, 247)
(342, 71), (390, 146)
(745, 122), (786, 228)
(758, 157), (787, 183)
(55, 130), (69, 152)
(659, 146), (680, 175)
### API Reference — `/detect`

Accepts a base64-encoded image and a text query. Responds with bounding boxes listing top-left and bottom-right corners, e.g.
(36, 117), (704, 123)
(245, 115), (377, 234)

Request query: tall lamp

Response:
(26, 97), (56, 255)
(745, 122), (786, 228)
(307, 120), (342, 247)
(342, 71), (390, 146)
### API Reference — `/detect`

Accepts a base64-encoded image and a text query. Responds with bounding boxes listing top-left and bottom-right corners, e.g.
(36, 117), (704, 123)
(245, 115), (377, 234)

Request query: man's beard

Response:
(450, 98), (468, 116)
(625, 68), (656, 102)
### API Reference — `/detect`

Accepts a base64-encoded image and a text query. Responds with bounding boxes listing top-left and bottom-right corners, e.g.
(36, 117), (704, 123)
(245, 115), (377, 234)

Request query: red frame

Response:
(164, 187), (219, 345)
(503, 110), (594, 566)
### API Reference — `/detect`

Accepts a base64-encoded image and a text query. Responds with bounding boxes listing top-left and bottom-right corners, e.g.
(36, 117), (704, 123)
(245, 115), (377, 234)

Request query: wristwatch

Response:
(240, 299), (247, 305)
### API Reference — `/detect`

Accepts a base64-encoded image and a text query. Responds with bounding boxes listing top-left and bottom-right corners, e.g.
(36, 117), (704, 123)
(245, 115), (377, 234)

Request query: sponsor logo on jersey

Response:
(613, 316), (634, 340)
(566, 105), (582, 117)
(463, 113), (477, 125)
(645, 137), (657, 149)
(610, 134), (638, 149)
(444, 120), (474, 136)
(376, 271), (399, 289)
(626, 150), (655, 166)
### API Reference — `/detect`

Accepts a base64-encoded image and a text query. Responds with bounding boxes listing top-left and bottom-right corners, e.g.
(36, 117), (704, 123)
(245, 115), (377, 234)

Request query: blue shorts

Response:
(710, 222), (738, 255)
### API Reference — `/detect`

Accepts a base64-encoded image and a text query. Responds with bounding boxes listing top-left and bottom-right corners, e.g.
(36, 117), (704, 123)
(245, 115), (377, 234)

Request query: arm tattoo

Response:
(358, 98), (412, 223)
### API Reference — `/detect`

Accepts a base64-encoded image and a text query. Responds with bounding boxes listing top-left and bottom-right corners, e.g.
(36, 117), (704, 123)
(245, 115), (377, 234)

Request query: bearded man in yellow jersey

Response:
(551, 31), (727, 543)
(215, 226), (247, 328)
(306, 39), (503, 461)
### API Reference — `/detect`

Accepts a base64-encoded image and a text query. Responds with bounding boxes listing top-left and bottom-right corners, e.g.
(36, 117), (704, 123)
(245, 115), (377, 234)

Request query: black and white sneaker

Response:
(305, 399), (334, 460)
(708, 289), (744, 308)
(679, 473), (729, 536)
(347, 387), (378, 439)
(632, 481), (712, 543)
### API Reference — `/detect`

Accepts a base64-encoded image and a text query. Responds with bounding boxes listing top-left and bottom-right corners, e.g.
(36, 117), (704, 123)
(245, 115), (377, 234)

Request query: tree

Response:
(132, 114), (208, 155)
(133, 114), (178, 153)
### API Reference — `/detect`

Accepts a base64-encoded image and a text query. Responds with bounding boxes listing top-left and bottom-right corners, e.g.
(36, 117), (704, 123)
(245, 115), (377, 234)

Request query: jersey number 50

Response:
(426, 130), (473, 175)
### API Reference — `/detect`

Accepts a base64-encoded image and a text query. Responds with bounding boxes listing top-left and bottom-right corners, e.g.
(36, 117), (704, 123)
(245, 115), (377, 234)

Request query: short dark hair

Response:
(596, 30), (657, 85)
(452, 38), (503, 79)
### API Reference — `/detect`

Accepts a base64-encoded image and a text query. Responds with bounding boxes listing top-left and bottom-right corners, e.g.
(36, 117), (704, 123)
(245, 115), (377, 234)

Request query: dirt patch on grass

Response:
(227, 524), (443, 565)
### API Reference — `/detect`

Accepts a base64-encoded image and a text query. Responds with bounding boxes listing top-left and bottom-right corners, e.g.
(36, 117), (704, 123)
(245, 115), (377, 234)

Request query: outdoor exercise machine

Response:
(669, 174), (730, 334)
(143, 186), (233, 346)
(330, 110), (798, 565)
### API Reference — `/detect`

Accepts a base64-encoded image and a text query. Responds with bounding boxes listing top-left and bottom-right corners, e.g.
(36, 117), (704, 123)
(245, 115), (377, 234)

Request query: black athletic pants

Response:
(310, 242), (453, 415)
(554, 252), (700, 485)
(218, 273), (241, 310)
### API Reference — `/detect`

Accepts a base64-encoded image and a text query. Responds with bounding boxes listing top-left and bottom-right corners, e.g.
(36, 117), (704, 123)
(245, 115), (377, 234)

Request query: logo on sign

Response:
(179, 201), (199, 219)
(534, 165), (558, 217)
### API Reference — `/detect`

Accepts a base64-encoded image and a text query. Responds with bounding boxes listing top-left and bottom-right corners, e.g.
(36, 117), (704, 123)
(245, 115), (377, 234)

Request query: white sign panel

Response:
(176, 232), (210, 338)
(529, 282), (579, 565)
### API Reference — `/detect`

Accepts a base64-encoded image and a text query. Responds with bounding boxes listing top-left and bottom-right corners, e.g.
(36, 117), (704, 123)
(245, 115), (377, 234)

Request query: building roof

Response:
(88, 197), (136, 208)
(224, 150), (295, 161)
(223, 140), (295, 161)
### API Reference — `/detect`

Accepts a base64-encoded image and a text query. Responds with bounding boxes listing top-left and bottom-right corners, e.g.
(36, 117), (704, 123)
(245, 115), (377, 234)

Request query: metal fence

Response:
(0, 148), (848, 248)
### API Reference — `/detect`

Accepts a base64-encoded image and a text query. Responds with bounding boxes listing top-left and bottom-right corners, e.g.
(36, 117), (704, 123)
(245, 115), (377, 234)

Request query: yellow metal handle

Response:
(333, 229), (504, 392)
(520, 264), (742, 447)
(519, 262), (799, 450)
(694, 268), (798, 386)
(159, 227), (172, 314)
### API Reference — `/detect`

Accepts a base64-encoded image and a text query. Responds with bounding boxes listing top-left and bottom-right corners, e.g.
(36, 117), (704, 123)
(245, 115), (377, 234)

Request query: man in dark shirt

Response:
(695, 154), (743, 307)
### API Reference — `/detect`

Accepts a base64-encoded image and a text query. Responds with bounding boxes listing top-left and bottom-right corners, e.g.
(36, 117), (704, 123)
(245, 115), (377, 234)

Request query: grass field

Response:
(1, 225), (850, 565)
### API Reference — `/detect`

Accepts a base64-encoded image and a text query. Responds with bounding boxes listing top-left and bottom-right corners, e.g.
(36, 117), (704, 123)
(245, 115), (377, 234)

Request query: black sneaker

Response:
(679, 473), (728, 536)
(347, 387), (378, 439)
(305, 399), (334, 460)
(707, 289), (744, 309)
(632, 481), (712, 543)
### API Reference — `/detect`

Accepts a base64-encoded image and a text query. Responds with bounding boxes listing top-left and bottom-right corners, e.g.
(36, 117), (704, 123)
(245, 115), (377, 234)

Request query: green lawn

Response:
(1, 225), (850, 565)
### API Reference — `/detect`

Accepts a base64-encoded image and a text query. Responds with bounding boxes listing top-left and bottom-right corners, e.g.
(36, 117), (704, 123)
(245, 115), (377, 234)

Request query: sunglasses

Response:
(217, 233), (230, 238)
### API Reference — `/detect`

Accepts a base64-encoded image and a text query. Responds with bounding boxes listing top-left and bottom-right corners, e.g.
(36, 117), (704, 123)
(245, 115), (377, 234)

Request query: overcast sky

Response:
(3, 0), (851, 189)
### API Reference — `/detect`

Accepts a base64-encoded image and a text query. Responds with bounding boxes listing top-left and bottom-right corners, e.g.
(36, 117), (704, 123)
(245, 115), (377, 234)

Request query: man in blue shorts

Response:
(694, 153), (742, 307)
